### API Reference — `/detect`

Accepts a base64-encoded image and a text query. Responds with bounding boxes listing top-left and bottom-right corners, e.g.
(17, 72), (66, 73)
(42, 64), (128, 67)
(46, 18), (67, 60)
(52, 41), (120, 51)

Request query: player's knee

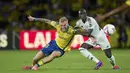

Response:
(80, 43), (93, 49)
(79, 48), (84, 53)
(51, 51), (61, 58)
(79, 49), (87, 55)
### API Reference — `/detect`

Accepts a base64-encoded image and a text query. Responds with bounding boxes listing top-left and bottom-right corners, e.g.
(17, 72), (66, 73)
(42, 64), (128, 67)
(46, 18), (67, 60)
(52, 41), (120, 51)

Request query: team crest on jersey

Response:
(89, 24), (92, 27)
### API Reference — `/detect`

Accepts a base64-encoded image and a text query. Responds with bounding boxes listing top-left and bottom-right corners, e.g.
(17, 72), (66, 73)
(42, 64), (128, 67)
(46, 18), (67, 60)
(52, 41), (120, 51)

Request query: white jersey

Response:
(76, 16), (111, 50)
(76, 17), (102, 38)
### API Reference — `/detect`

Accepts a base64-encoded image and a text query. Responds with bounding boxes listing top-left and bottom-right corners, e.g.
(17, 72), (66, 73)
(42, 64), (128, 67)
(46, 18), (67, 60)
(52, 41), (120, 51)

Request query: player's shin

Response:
(104, 49), (116, 66)
(79, 48), (99, 63)
(32, 60), (44, 70)
(32, 60), (38, 66)
(108, 55), (116, 66)
(36, 60), (44, 67)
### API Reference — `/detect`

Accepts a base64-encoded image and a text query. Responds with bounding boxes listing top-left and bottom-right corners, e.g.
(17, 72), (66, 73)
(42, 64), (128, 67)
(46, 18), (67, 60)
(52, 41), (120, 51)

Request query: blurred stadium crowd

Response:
(0, 0), (130, 48)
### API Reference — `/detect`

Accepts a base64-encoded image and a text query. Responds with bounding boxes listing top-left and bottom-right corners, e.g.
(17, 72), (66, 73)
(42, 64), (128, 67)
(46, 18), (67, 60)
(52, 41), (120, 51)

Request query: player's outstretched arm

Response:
(74, 27), (92, 36)
(96, 3), (129, 22)
(28, 15), (52, 24)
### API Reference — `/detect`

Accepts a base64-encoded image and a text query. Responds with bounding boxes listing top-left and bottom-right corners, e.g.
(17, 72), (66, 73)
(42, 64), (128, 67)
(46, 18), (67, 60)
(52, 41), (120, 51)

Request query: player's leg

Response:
(103, 49), (115, 66)
(23, 50), (45, 70)
(38, 51), (61, 66)
(23, 40), (56, 70)
(98, 33), (120, 69)
(103, 49), (120, 69)
(79, 43), (100, 63)
(32, 51), (62, 70)
(79, 38), (103, 70)
(32, 51), (45, 66)
(32, 40), (65, 70)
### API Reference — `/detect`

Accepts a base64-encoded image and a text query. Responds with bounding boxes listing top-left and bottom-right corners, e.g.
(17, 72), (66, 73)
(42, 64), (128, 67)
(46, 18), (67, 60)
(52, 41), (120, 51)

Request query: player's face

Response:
(60, 20), (68, 32)
(79, 12), (87, 20)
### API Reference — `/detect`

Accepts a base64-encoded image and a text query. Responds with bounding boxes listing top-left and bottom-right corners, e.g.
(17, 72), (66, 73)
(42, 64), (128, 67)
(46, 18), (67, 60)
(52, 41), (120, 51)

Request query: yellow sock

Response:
(37, 60), (44, 67)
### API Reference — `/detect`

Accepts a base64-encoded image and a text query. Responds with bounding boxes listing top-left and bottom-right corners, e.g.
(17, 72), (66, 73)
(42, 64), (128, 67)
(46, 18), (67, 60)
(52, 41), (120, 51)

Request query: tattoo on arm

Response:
(37, 18), (52, 24)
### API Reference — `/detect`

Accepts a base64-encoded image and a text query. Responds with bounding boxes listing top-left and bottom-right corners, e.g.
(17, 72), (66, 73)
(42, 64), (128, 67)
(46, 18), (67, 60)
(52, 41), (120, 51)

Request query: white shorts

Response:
(84, 30), (111, 50)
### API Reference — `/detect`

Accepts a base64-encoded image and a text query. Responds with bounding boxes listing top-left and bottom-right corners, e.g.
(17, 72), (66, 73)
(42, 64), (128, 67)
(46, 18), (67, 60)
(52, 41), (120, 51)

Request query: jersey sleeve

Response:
(88, 17), (96, 30)
(126, 0), (130, 6)
(50, 21), (59, 28)
(75, 20), (80, 27)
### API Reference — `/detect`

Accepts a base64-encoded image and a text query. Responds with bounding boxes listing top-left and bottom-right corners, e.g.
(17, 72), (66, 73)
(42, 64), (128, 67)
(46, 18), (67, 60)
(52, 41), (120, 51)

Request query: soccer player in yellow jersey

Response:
(23, 16), (83, 70)
(96, 0), (130, 22)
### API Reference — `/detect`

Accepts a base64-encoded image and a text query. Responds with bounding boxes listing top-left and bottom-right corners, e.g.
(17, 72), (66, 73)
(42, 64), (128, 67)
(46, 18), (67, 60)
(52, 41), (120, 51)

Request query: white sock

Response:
(79, 48), (99, 63)
(108, 55), (116, 66)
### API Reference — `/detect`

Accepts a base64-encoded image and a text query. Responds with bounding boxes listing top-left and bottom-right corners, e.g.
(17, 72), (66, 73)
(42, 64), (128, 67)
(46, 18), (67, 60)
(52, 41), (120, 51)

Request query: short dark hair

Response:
(78, 8), (86, 14)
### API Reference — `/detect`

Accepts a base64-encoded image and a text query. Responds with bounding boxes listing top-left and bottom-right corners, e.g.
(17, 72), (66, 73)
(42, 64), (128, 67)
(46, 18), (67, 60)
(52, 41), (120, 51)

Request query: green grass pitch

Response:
(0, 49), (130, 73)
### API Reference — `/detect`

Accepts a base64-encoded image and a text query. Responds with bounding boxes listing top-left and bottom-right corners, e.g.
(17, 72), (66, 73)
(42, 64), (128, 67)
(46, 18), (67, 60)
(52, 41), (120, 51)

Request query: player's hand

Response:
(82, 29), (88, 33)
(28, 15), (35, 21)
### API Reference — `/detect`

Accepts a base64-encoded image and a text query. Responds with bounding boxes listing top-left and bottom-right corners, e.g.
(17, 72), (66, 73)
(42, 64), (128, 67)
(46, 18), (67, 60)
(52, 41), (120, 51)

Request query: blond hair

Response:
(59, 17), (68, 23)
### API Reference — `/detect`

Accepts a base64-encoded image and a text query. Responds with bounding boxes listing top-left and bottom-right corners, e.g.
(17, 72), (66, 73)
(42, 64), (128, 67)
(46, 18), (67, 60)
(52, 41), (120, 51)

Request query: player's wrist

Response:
(34, 18), (38, 21)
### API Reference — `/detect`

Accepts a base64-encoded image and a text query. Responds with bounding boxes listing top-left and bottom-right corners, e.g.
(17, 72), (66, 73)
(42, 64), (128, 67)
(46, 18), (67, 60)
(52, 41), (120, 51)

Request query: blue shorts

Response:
(41, 40), (65, 57)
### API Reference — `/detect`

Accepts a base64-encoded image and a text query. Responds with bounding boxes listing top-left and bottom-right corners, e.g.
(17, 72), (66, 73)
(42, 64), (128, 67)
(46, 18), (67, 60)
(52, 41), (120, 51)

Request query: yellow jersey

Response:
(126, 0), (130, 6)
(50, 21), (75, 52)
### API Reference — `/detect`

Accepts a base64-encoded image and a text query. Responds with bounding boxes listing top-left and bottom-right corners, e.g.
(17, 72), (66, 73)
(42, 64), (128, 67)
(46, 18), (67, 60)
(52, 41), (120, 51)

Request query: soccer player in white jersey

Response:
(75, 9), (120, 70)
(94, 24), (116, 49)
